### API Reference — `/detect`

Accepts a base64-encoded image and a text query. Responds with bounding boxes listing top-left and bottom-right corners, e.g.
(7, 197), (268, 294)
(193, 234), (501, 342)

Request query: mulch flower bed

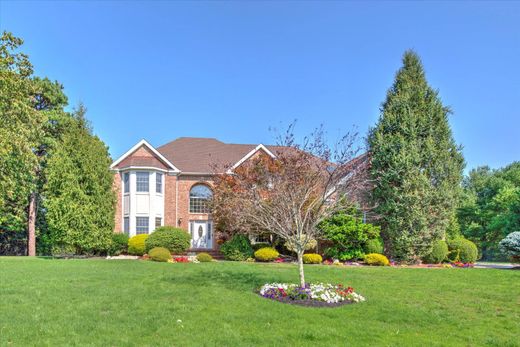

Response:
(258, 283), (365, 307)
(257, 293), (355, 307)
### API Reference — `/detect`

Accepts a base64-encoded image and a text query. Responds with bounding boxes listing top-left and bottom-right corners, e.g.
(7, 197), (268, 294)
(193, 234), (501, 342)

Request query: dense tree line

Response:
(458, 163), (520, 260)
(0, 32), (115, 255)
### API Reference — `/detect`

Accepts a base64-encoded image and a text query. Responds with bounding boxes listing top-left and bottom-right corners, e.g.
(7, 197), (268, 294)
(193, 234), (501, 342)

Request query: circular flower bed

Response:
(258, 283), (365, 307)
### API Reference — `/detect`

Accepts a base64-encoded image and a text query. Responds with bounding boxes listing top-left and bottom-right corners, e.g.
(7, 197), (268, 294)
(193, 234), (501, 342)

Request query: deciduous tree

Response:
(212, 126), (366, 286)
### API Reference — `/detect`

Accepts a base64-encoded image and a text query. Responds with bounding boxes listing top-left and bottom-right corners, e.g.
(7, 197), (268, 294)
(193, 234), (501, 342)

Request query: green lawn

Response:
(1, 258), (518, 346)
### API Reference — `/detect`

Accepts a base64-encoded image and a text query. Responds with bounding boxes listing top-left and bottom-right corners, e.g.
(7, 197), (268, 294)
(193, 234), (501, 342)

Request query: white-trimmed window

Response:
(189, 184), (212, 213)
(155, 217), (162, 228)
(123, 173), (130, 193)
(136, 217), (149, 234)
(156, 173), (162, 193)
(123, 217), (129, 234)
(136, 172), (149, 192)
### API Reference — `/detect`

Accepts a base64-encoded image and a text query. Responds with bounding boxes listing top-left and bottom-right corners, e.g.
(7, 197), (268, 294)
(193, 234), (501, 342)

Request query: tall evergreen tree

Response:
(40, 105), (115, 255)
(0, 33), (43, 253)
(368, 51), (464, 262)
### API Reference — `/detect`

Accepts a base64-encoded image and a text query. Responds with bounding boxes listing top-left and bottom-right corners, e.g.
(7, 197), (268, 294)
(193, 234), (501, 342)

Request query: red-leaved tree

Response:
(212, 126), (369, 286)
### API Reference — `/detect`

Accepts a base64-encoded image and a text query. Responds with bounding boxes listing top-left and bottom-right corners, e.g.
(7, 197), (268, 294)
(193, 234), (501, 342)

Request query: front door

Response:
(190, 221), (212, 249)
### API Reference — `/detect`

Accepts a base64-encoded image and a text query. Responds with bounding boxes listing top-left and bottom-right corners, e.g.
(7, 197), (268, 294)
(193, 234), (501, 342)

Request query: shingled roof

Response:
(156, 137), (279, 173)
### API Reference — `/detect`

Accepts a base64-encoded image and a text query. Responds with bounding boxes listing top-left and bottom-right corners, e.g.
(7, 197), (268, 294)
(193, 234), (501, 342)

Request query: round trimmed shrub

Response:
(145, 226), (191, 254)
(149, 247), (171, 262)
(220, 235), (253, 261)
(128, 234), (149, 255)
(303, 253), (322, 264)
(254, 247), (279, 262)
(423, 240), (449, 264)
(364, 253), (390, 266)
(196, 252), (213, 262)
(108, 233), (129, 256)
(364, 238), (383, 254)
(448, 237), (478, 263)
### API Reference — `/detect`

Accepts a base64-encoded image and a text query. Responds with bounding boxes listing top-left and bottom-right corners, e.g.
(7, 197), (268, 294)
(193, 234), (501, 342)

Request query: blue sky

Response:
(1, 1), (518, 171)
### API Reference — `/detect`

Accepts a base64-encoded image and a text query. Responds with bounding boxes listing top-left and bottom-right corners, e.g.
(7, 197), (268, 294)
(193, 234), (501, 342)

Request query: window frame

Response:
(136, 172), (149, 193)
(156, 172), (162, 194)
(123, 172), (130, 193)
(189, 184), (212, 214)
(123, 217), (130, 234)
(136, 216), (149, 234)
(155, 217), (162, 228)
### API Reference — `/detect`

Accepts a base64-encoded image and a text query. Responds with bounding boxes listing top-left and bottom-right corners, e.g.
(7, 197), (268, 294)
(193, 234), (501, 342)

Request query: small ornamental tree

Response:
(212, 126), (367, 286)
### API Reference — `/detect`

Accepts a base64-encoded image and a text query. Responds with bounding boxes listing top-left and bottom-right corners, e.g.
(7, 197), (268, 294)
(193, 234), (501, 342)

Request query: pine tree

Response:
(40, 105), (115, 255)
(368, 51), (464, 262)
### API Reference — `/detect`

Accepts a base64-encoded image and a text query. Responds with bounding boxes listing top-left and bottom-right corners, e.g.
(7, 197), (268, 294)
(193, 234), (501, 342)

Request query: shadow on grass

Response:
(161, 265), (277, 291)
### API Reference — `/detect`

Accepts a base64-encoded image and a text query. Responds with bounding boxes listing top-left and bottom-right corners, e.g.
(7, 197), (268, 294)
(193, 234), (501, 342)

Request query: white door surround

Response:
(190, 220), (212, 249)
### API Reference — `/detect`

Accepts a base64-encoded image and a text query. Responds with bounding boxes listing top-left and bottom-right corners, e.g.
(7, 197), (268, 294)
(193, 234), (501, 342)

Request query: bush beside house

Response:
(254, 247), (279, 262)
(303, 253), (322, 264)
(220, 235), (253, 261)
(145, 226), (191, 254)
(149, 247), (171, 262)
(128, 234), (148, 256)
(364, 253), (390, 266)
(108, 233), (129, 256)
(318, 208), (381, 261)
(196, 252), (213, 262)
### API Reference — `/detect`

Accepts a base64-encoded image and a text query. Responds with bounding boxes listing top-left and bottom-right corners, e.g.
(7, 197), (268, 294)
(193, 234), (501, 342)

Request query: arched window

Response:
(189, 184), (212, 213)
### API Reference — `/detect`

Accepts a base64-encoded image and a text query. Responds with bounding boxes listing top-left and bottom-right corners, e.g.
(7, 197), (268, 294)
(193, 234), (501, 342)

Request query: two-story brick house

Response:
(110, 137), (279, 251)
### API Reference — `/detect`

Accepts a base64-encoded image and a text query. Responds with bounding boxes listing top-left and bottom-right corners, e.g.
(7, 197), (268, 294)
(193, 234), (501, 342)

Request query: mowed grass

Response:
(0, 258), (519, 347)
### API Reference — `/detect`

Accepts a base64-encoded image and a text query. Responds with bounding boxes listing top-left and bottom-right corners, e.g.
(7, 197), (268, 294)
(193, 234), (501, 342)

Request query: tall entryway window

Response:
(189, 220), (212, 249)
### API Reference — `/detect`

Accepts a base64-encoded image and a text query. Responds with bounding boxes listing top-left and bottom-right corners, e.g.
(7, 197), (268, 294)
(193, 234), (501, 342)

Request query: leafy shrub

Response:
(324, 247), (365, 261)
(108, 233), (129, 256)
(499, 232), (520, 262)
(145, 226), (191, 254)
(364, 253), (390, 266)
(254, 247), (280, 262)
(252, 242), (271, 251)
(319, 208), (380, 261)
(196, 252), (213, 262)
(448, 237), (478, 263)
(149, 247), (171, 262)
(303, 253), (322, 264)
(422, 240), (449, 264)
(220, 235), (253, 261)
(364, 238), (383, 254)
(128, 234), (149, 255)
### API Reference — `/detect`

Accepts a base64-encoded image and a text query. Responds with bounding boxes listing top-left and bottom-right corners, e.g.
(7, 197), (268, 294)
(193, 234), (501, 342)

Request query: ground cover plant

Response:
(0, 258), (518, 346)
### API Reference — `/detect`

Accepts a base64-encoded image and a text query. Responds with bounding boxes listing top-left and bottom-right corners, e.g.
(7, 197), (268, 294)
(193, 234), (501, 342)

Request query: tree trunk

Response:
(297, 251), (305, 287)
(27, 192), (36, 256)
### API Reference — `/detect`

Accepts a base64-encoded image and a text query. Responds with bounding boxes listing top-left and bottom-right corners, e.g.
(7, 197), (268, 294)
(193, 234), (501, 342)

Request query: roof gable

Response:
(110, 139), (179, 171)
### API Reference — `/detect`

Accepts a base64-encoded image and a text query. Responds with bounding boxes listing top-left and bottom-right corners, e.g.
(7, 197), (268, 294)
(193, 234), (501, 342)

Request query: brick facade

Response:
(113, 144), (217, 249)
(113, 172), (122, 233)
